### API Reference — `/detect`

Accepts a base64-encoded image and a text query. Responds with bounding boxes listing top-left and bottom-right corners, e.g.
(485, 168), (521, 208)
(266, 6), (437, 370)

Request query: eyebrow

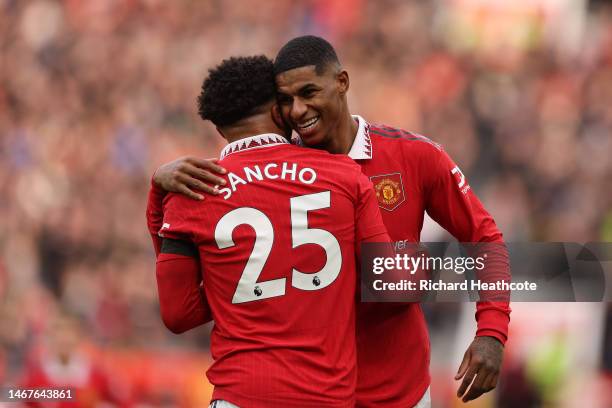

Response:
(278, 83), (318, 95)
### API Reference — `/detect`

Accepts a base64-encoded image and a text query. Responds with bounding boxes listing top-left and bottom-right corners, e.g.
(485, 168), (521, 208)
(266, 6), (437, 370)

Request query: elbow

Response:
(163, 320), (187, 335)
(160, 307), (188, 334)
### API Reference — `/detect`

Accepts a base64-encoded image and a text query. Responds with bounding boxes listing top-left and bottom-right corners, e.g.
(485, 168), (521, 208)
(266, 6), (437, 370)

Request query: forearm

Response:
(156, 253), (212, 333)
(427, 174), (511, 343)
(475, 302), (510, 344)
(471, 229), (511, 345)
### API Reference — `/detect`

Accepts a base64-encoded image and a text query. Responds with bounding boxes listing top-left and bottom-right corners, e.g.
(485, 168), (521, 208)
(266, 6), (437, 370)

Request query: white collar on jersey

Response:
(220, 133), (290, 159)
(347, 115), (372, 160)
(290, 115), (373, 160)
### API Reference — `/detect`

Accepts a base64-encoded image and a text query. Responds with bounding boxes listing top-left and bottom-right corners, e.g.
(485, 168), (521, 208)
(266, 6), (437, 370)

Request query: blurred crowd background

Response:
(0, 0), (611, 406)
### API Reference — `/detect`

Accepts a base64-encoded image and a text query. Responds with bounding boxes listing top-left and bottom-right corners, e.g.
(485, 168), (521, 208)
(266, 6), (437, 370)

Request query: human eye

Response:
(301, 87), (317, 98)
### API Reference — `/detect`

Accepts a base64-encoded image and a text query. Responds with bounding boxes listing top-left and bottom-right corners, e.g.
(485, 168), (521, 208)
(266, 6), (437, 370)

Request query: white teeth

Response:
(298, 116), (319, 130)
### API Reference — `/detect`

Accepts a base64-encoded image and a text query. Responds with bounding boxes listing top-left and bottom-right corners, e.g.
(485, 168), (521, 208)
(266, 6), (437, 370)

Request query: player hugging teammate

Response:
(147, 36), (511, 408)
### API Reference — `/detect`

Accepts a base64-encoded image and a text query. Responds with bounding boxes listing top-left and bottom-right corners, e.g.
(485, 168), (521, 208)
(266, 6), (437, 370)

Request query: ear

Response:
(271, 104), (283, 128)
(271, 104), (292, 140)
(336, 70), (350, 96)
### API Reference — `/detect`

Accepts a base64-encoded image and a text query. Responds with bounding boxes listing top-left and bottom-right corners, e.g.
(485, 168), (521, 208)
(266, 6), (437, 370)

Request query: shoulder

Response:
(163, 191), (201, 213)
(286, 145), (362, 170)
(285, 146), (366, 191)
(369, 123), (443, 157)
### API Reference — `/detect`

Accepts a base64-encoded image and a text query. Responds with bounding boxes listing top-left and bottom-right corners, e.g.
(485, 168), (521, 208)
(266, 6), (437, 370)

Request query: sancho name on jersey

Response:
(218, 162), (317, 200)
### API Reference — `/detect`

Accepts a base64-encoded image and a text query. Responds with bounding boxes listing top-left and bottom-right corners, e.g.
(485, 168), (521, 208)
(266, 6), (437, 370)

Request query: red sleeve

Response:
(424, 148), (511, 345)
(156, 252), (212, 333)
(155, 194), (213, 331)
(146, 178), (167, 256)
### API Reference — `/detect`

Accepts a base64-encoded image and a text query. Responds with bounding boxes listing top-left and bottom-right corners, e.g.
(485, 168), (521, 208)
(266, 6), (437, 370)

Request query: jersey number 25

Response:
(215, 191), (342, 304)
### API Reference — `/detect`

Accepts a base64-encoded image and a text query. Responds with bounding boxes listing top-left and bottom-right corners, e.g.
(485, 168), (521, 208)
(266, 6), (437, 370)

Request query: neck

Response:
(321, 108), (358, 155)
(220, 113), (282, 144)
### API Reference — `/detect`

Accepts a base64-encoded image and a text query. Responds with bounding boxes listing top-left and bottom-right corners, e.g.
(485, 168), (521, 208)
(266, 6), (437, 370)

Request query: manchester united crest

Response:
(371, 173), (406, 211)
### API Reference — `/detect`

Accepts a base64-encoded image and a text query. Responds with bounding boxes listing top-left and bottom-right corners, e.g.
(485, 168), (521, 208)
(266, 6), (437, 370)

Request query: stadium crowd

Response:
(0, 0), (610, 406)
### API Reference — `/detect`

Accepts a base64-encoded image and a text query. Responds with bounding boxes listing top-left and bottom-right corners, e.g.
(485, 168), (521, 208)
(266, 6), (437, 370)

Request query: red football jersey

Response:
(347, 116), (511, 407)
(146, 119), (512, 408)
(159, 133), (389, 408)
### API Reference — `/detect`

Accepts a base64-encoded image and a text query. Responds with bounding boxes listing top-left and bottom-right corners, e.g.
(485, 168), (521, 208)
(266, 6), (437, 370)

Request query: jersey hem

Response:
(356, 376), (430, 408)
(212, 389), (355, 408)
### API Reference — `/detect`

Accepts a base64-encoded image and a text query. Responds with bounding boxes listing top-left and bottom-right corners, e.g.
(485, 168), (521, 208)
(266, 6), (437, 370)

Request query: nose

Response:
(290, 98), (307, 122)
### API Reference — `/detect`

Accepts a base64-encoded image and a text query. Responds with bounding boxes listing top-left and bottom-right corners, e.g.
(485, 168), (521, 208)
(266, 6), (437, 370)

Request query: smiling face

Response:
(275, 65), (348, 147)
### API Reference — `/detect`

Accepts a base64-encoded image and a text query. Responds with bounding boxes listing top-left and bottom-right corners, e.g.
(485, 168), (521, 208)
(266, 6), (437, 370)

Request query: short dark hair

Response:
(274, 35), (340, 75)
(197, 55), (276, 127)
